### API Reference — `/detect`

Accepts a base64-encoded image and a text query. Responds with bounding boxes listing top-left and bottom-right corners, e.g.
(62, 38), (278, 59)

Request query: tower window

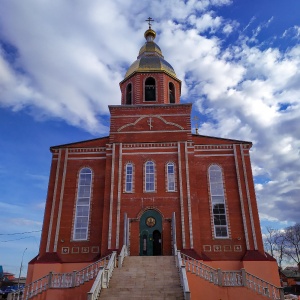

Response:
(125, 163), (134, 192)
(126, 83), (132, 105)
(144, 161), (156, 192)
(166, 162), (176, 191)
(208, 165), (228, 238)
(169, 82), (175, 103)
(145, 77), (156, 101)
(73, 168), (92, 240)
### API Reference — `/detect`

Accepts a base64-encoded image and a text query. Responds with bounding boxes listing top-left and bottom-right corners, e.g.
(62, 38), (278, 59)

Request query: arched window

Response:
(126, 83), (132, 105)
(145, 77), (156, 101)
(169, 82), (175, 103)
(166, 162), (176, 191)
(144, 161), (155, 192)
(125, 163), (134, 192)
(73, 168), (92, 240)
(208, 165), (228, 238)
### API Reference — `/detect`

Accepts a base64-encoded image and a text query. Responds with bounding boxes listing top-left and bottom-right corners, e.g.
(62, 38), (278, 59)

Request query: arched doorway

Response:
(139, 209), (162, 256)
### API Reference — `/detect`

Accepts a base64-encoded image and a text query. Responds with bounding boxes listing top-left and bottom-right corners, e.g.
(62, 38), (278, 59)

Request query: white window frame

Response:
(144, 161), (155, 192)
(166, 162), (176, 192)
(208, 164), (229, 238)
(125, 162), (134, 193)
(73, 168), (92, 241)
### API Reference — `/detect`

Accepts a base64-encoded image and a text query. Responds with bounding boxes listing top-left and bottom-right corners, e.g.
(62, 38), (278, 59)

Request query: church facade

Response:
(26, 24), (281, 297)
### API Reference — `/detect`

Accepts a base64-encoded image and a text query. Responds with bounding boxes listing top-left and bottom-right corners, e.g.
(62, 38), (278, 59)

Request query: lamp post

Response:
(17, 248), (27, 299)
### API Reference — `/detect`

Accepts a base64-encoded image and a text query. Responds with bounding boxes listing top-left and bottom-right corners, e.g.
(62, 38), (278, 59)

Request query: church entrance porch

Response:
(139, 209), (162, 256)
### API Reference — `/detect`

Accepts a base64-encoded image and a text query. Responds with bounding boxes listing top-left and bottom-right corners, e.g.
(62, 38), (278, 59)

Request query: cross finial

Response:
(145, 17), (155, 29)
(193, 116), (200, 135)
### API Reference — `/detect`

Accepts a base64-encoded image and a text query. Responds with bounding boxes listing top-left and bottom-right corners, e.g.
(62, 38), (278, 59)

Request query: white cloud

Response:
(0, 0), (299, 225)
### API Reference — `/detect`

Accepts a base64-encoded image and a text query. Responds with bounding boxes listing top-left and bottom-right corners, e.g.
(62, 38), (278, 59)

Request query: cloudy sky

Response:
(0, 0), (299, 276)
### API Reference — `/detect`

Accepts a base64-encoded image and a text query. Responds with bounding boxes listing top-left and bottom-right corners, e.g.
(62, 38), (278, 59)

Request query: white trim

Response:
(166, 162), (176, 192)
(72, 168), (93, 241)
(195, 145), (234, 149)
(208, 164), (230, 239)
(68, 152), (106, 155)
(195, 154), (234, 157)
(108, 144), (116, 249)
(185, 142), (194, 248)
(195, 149), (234, 152)
(112, 130), (190, 134)
(117, 115), (184, 132)
(144, 160), (156, 192)
(68, 149), (106, 153)
(233, 145), (250, 249)
(46, 149), (61, 252)
(68, 157), (106, 160)
(124, 162), (134, 193)
(124, 152), (178, 155)
(123, 143), (177, 148)
(178, 142), (186, 248)
(53, 148), (68, 252)
(116, 143), (123, 248)
(240, 144), (258, 250)
(111, 113), (190, 118)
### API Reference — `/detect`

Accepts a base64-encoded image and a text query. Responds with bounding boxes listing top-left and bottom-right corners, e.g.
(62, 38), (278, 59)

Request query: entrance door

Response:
(153, 230), (162, 255)
(139, 210), (162, 256)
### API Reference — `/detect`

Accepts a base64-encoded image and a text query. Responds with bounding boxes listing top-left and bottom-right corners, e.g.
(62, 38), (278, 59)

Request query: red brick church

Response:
(24, 21), (282, 300)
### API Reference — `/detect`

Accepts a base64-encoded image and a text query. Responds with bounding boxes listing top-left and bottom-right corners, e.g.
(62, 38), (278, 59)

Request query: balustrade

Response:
(11, 254), (112, 300)
(180, 252), (284, 300)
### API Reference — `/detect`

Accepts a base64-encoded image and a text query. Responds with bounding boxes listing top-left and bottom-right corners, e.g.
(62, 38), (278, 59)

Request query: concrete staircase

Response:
(99, 256), (184, 300)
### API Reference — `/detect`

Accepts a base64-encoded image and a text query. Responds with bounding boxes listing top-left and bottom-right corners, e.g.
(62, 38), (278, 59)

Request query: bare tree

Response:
(264, 223), (300, 268)
(264, 227), (277, 257)
(282, 223), (300, 266)
(264, 226), (285, 268)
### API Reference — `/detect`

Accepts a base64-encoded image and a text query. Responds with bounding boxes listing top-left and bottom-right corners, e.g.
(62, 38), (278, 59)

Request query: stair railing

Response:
(182, 253), (219, 285)
(118, 244), (128, 268)
(101, 251), (117, 289)
(174, 244), (190, 300)
(11, 253), (112, 300)
(87, 267), (104, 300)
(180, 253), (284, 300)
(87, 251), (117, 300)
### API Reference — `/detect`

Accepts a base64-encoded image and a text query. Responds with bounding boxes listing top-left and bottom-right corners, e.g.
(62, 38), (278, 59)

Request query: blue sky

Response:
(0, 0), (300, 276)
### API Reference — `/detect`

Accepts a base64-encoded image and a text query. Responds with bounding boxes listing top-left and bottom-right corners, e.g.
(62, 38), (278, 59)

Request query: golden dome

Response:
(124, 28), (177, 79)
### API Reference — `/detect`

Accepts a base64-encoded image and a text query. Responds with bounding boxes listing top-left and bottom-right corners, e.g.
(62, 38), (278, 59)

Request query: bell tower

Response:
(119, 20), (181, 105)
(109, 21), (191, 144)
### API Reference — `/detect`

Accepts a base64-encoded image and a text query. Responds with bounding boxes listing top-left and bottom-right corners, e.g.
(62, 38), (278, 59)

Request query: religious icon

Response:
(146, 216), (156, 227)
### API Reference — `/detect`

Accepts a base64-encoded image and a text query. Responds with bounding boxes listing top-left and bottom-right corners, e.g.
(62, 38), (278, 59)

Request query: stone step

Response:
(99, 256), (184, 300)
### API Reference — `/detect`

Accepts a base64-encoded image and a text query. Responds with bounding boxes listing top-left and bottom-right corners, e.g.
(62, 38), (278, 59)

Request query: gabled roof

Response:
(192, 133), (252, 145)
(50, 136), (109, 152)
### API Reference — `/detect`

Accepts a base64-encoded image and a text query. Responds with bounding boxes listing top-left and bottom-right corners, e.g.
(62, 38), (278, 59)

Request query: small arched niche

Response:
(169, 82), (175, 103)
(145, 77), (156, 101)
(126, 83), (132, 105)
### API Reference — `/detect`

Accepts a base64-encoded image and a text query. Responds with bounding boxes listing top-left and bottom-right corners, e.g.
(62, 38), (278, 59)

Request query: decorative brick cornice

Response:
(195, 144), (234, 150)
(68, 147), (106, 153)
(123, 142), (178, 148)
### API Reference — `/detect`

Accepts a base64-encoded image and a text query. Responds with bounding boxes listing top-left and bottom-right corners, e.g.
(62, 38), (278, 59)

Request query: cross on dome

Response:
(145, 17), (155, 29)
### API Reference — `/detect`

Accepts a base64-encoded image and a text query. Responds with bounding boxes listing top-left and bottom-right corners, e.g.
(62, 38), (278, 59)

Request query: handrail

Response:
(102, 251), (117, 289)
(118, 245), (128, 268)
(87, 268), (104, 300)
(175, 250), (190, 300)
(182, 253), (219, 285)
(87, 245), (127, 300)
(11, 254), (112, 300)
(180, 253), (284, 300)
